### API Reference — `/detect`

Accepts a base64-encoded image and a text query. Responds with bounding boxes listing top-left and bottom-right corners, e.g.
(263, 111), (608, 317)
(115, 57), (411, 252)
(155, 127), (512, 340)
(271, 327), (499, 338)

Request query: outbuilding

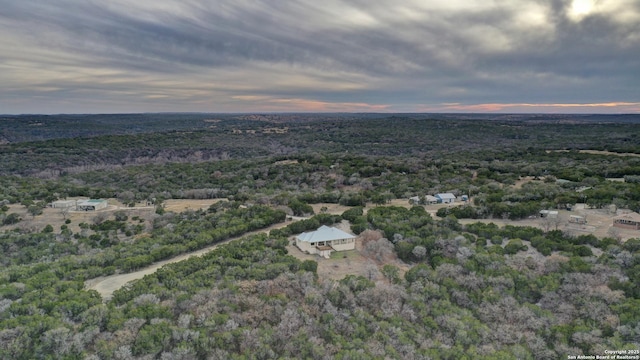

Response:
(77, 199), (108, 211)
(51, 200), (76, 209)
(539, 210), (558, 218)
(569, 215), (587, 224)
(435, 193), (456, 204)
(425, 195), (439, 205)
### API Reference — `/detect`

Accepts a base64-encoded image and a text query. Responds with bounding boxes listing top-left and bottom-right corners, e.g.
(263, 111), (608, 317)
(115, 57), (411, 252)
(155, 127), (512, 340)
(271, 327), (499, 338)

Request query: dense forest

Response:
(0, 113), (639, 359)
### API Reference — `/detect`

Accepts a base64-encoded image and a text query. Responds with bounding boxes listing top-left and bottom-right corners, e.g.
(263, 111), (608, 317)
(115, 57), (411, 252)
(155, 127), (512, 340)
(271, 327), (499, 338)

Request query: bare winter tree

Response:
(412, 245), (427, 260)
(540, 216), (561, 232)
(92, 212), (109, 225)
(59, 206), (70, 220)
(362, 238), (396, 263)
(607, 227), (622, 242)
(365, 261), (380, 281)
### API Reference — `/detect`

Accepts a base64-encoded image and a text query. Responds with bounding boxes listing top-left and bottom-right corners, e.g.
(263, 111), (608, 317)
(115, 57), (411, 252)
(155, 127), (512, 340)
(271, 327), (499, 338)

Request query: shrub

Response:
(573, 245), (593, 257)
(2, 213), (21, 225)
(504, 239), (527, 255)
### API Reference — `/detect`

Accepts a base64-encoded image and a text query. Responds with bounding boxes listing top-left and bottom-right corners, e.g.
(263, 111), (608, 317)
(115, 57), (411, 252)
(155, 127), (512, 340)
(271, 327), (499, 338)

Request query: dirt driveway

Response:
(85, 221), (291, 301)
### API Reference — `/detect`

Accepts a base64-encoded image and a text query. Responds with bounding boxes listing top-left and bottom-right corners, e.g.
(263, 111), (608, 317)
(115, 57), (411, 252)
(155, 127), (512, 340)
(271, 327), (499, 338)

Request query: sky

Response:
(1, 0), (639, 114)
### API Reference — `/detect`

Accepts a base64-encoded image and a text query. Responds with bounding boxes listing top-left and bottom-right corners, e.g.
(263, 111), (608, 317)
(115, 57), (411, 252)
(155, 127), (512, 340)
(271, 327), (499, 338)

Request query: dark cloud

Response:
(0, 0), (638, 113)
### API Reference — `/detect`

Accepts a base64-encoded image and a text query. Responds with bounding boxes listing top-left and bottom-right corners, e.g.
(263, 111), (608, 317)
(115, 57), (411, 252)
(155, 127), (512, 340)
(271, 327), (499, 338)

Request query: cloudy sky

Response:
(1, 0), (639, 114)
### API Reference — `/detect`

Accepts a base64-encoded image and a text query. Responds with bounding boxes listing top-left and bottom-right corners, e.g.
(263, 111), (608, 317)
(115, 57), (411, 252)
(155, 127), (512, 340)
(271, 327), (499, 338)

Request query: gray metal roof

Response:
(296, 225), (355, 243)
(435, 193), (456, 199)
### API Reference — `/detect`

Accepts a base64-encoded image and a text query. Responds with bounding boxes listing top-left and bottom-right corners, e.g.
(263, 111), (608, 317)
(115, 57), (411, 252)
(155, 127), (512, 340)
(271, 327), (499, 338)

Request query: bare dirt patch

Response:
(512, 176), (542, 189)
(547, 149), (640, 158)
(273, 159), (299, 166)
(286, 244), (373, 281)
(578, 150), (640, 158)
(310, 203), (352, 215)
(1, 198), (230, 235)
(2, 199), (151, 234)
(162, 198), (227, 212)
(384, 199), (413, 208)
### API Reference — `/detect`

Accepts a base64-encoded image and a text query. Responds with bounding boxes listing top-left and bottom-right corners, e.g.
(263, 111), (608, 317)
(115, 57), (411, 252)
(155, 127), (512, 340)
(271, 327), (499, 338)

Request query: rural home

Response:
(77, 199), (108, 211)
(613, 212), (640, 230)
(296, 225), (356, 258)
(435, 193), (456, 204)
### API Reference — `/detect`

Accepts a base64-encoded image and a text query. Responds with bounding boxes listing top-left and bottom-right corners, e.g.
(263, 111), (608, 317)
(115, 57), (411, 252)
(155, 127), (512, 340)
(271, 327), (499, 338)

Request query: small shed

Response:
(613, 212), (640, 230)
(425, 195), (439, 205)
(569, 215), (586, 224)
(539, 210), (558, 218)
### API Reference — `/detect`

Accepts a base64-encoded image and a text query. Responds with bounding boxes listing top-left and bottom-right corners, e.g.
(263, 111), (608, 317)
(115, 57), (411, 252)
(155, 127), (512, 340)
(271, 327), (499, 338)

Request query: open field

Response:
(578, 149), (640, 158)
(162, 198), (227, 212)
(3, 199), (154, 234)
(2, 198), (228, 234)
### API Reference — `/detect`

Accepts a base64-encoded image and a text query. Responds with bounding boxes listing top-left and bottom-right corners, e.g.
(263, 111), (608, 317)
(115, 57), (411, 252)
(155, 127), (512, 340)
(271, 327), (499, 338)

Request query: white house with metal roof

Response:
(296, 225), (356, 258)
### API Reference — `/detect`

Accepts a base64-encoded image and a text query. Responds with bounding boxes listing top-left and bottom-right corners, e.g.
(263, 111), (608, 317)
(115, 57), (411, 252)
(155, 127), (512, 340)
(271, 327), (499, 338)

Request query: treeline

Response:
(0, 113), (231, 143)
(2, 116), (640, 178)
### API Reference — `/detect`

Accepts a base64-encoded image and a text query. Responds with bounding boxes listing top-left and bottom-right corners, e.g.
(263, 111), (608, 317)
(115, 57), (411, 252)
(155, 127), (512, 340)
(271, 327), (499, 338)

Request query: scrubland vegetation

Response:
(0, 113), (639, 358)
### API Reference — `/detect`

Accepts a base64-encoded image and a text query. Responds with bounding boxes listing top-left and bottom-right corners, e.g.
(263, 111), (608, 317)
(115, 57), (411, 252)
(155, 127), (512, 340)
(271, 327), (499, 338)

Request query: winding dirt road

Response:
(84, 221), (292, 301)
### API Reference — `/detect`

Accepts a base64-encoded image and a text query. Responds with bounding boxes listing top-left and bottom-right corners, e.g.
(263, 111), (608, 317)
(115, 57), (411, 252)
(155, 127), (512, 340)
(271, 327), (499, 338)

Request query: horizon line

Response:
(2, 111), (639, 116)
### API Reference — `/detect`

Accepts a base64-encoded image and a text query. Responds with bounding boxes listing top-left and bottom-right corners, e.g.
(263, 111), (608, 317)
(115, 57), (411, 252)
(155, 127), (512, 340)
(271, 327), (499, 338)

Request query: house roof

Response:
(425, 195), (438, 201)
(78, 199), (106, 205)
(614, 212), (640, 222)
(435, 193), (456, 200)
(297, 225), (355, 243)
